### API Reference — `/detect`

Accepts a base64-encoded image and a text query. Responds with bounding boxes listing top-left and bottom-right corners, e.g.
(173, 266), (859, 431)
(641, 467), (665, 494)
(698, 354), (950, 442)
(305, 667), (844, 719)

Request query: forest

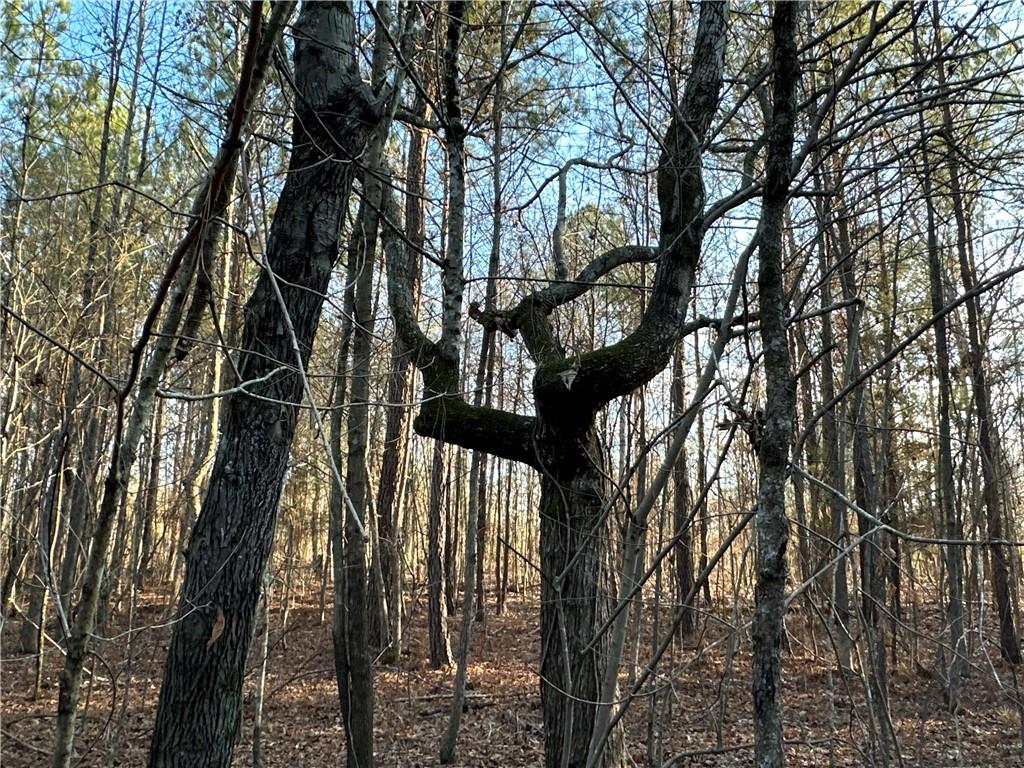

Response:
(4, 0), (1024, 766)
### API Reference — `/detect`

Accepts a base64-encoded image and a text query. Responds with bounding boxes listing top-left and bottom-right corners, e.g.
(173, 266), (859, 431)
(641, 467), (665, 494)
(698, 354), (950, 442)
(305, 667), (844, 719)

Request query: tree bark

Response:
(147, 5), (378, 765)
(816, 174), (852, 671)
(538, 423), (622, 768)
(427, 440), (454, 668)
(335, 192), (377, 768)
(751, 4), (799, 768)
(372, 82), (429, 661)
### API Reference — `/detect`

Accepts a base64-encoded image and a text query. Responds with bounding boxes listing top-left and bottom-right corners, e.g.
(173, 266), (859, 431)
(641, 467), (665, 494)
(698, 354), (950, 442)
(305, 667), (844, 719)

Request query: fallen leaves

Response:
(2, 592), (1021, 767)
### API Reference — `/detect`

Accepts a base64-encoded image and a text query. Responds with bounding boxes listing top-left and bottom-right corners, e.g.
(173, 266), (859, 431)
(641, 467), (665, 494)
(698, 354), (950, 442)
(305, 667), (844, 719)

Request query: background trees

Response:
(5, 2), (1024, 767)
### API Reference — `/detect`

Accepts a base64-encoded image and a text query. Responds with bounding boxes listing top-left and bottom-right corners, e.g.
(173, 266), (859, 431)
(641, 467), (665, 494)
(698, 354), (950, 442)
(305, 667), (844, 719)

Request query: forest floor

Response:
(2, 589), (1023, 766)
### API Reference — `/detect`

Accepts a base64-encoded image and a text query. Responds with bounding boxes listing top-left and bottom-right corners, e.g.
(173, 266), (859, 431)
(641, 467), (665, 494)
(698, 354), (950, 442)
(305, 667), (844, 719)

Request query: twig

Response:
(1, 303), (119, 392)
(663, 737), (830, 765)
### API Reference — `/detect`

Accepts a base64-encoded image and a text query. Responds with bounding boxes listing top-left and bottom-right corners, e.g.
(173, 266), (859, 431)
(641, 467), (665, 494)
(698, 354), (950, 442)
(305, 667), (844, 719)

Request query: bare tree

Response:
(386, 3), (727, 764)
(751, 4), (799, 766)
(931, 3), (1021, 665)
(52, 5), (290, 764)
(147, 4), (387, 765)
(918, 66), (966, 708)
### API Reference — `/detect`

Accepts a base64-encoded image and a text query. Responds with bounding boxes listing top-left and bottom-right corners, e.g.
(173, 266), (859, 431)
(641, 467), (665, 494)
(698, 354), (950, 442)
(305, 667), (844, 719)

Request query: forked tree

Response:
(385, 3), (727, 765)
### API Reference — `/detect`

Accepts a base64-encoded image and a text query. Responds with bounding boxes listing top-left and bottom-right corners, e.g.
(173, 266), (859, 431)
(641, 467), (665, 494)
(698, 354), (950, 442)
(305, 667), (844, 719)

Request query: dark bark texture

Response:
(536, 420), (625, 768)
(384, 4), (727, 765)
(751, 4), (799, 768)
(148, 5), (377, 766)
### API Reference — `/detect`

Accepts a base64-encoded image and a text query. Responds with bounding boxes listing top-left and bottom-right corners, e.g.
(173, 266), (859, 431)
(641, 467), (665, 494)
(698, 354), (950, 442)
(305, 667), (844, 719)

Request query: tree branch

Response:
(382, 183), (538, 468)
(534, 1), (728, 415)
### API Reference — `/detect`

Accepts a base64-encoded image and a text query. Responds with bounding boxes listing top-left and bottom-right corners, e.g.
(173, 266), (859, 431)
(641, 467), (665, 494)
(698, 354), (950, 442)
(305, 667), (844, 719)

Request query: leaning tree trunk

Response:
(53, 5), (291, 765)
(147, 5), (378, 766)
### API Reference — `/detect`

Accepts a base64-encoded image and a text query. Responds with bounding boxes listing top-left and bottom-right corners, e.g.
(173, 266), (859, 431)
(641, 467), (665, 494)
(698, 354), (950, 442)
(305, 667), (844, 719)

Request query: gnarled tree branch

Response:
(533, 1), (728, 418)
(382, 185), (538, 468)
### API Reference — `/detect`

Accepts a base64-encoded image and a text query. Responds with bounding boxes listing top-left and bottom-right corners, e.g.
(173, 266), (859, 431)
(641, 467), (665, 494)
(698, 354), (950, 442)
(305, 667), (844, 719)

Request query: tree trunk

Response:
(440, 438), (484, 763)
(136, 398), (163, 589)
(147, 5), (377, 765)
(329, 222), (356, 762)
(382, 6), (727, 766)
(671, 350), (695, 636)
(751, 4), (798, 767)
(372, 83), (428, 660)
(427, 441), (453, 668)
(933, 25), (1020, 662)
(54, 6), (291, 764)
(57, 0), (125, 604)
(329, 3), (409, 750)
(538, 424), (622, 768)
(445, 452), (460, 617)
(817, 181), (852, 671)
(917, 61), (962, 708)
(335, 193), (377, 768)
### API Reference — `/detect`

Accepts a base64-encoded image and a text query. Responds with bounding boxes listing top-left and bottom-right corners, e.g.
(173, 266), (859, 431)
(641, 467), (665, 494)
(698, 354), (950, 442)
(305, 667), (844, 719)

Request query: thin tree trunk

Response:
(933, 7), (1020, 663)
(329, 6), (408, 758)
(474, 2), (509, 624)
(440, 4), (506, 749)
(672, 350), (695, 636)
(440, 432), (484, 763)
(751, 5), (798, 767)
(372, 79), (429, 660)
(58, 0), (128, 605)
(27, 367), (73, 693)
(933, 260), (974, 678)
(329, 226), (357, 764)
(136, 398), (163, 589)
(817, 174), (852, 671)
(335, 170), (387, 768)
(427, 440), (454, 668)
(251, 571), (271, 768)
(790, 335), (812, 586)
